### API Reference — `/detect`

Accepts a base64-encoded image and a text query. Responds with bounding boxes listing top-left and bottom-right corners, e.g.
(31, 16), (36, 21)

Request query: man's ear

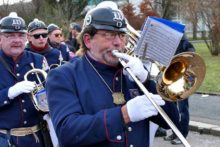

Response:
(83, 34), (92, 49)
(0, 34), (2, 45)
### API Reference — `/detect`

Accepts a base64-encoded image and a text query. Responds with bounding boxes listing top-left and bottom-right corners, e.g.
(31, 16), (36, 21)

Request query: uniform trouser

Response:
(177, 98), (189, 137)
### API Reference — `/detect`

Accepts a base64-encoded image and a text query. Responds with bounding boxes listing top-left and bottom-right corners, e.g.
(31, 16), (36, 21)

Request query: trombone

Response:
(113, 23), (206, 147)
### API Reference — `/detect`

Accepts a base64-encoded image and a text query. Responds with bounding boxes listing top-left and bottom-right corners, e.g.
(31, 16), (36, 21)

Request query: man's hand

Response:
(8, 81), (36, 99)
(113, 52), (148, 83)
(123, 94), (165, 123)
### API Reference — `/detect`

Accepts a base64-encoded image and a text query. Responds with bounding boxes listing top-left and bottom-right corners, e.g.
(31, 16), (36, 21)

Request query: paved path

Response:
(189, 93), (220, 126)
(152, 130), (220, 147)
(152, 93), (220, 147)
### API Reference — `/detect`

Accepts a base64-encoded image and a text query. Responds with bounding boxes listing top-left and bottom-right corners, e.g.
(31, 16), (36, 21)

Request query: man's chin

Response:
(106, 59), (120, 66)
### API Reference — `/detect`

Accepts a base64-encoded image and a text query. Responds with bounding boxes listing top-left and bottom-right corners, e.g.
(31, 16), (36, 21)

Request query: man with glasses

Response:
(47, 23), (70, 62)
(46, 4), (179, 147)
(0, 12), (50, 146)
(26, 19), (61, 69)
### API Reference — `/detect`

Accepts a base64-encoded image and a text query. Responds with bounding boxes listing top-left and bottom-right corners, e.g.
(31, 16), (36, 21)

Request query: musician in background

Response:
(47, 23), (70, 62)
(65, 22), (81, 53)
(26, 19), (62, 68)
(164, 34), (195, 145)
(0, 12), (51, 146)
(46, 6), (179, 147)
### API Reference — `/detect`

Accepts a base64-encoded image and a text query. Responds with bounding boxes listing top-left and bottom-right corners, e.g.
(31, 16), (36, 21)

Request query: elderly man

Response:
(0, 12), (51, 146)
(46, 4), (179, 147)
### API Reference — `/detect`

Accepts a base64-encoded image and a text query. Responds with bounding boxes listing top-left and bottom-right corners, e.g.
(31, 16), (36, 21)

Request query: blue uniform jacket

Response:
(48, 40), (70, 62)
(46, 54), (179, 147)
(56, 44), (70, 62)
(0, 50), (46, 146)
(26, 43), (61, 66)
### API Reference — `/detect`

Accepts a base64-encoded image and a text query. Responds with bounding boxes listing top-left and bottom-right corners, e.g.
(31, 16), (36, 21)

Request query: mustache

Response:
(108, 48), (125, 54)
(11, 43), (22, 47)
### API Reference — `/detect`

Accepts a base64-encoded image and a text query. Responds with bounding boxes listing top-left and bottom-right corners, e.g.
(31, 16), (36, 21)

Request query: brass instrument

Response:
(113, 23), (206, 147)
(24, 63), (59, 146)
(24, 63), (49, 112)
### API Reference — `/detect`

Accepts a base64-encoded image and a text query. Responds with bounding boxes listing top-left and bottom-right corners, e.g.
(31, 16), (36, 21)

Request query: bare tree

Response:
(122, 2), (138, 29)
(200, 1), (220, 55)
(178, 0), (200, 39)
(122, 0), (160, 30)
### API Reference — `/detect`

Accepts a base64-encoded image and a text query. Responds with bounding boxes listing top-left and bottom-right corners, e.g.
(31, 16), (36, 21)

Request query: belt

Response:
(0, 124), (40, 136)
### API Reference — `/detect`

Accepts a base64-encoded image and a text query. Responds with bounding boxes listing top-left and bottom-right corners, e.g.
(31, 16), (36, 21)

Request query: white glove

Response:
(126, 94), (165, 122)
(113, 52), (148, 82)
(8, 81), (36, 99)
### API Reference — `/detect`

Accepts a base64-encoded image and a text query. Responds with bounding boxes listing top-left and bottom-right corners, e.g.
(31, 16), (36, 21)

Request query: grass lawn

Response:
(193, 42), (220, 94)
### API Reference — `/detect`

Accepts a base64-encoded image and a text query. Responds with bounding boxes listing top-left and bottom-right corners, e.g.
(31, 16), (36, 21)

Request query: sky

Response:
(0, 0), (32, 5)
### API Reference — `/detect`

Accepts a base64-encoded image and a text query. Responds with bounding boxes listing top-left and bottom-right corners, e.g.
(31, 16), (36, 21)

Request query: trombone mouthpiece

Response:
(112, 50), (119, 56)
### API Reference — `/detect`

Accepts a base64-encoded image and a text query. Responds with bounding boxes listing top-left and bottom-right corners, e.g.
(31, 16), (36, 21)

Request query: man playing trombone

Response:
(46, 5), (179, 147)
(0, 12), (51, 146)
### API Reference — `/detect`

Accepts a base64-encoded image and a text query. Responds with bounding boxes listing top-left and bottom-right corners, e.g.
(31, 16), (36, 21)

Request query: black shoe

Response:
(171, 138), (182, 145)
(155, 127), (167, 137)
(164, 133), (176, 141)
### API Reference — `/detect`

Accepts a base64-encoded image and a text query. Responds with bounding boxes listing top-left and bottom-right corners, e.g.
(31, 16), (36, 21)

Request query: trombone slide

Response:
(117, 57), (191, 147)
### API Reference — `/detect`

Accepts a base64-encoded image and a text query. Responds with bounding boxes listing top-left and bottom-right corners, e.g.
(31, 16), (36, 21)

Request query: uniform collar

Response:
(0, 49), (26, 64)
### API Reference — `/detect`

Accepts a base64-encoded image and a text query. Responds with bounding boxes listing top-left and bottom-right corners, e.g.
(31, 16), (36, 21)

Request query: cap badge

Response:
(12, 18), (22, 30)
(112, 11), (123, 27)
(85, 15), (92, 26)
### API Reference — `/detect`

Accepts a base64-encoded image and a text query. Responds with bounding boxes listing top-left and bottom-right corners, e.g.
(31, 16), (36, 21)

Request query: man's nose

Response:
(112, 34), (122, 45)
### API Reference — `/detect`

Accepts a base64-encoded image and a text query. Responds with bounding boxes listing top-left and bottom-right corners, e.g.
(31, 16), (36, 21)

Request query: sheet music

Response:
(134, 17), (184, 66)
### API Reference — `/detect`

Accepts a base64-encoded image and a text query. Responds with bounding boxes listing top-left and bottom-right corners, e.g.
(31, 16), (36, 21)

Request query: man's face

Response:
(0, 32), (27, 58)
(84, 30), (128, 66)
(48, 29), (63, 44)
(71, 29), (79, 38)
(28, 29), (48, 48)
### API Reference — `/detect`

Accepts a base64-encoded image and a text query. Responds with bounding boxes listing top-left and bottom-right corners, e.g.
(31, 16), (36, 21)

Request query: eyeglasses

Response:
(96, 32), (128, 40)
(31, 33), (48, 39)
(54, 33), (62, 37)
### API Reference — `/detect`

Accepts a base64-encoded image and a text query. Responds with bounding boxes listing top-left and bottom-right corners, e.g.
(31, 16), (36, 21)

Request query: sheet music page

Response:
(134, 17), (184, 66)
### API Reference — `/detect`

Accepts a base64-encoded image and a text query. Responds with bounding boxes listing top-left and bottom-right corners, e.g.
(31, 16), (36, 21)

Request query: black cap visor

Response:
(92, 24), (127, 33)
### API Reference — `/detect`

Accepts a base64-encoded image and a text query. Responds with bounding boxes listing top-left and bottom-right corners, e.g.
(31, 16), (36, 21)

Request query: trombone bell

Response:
(156, 52), (206, 101)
